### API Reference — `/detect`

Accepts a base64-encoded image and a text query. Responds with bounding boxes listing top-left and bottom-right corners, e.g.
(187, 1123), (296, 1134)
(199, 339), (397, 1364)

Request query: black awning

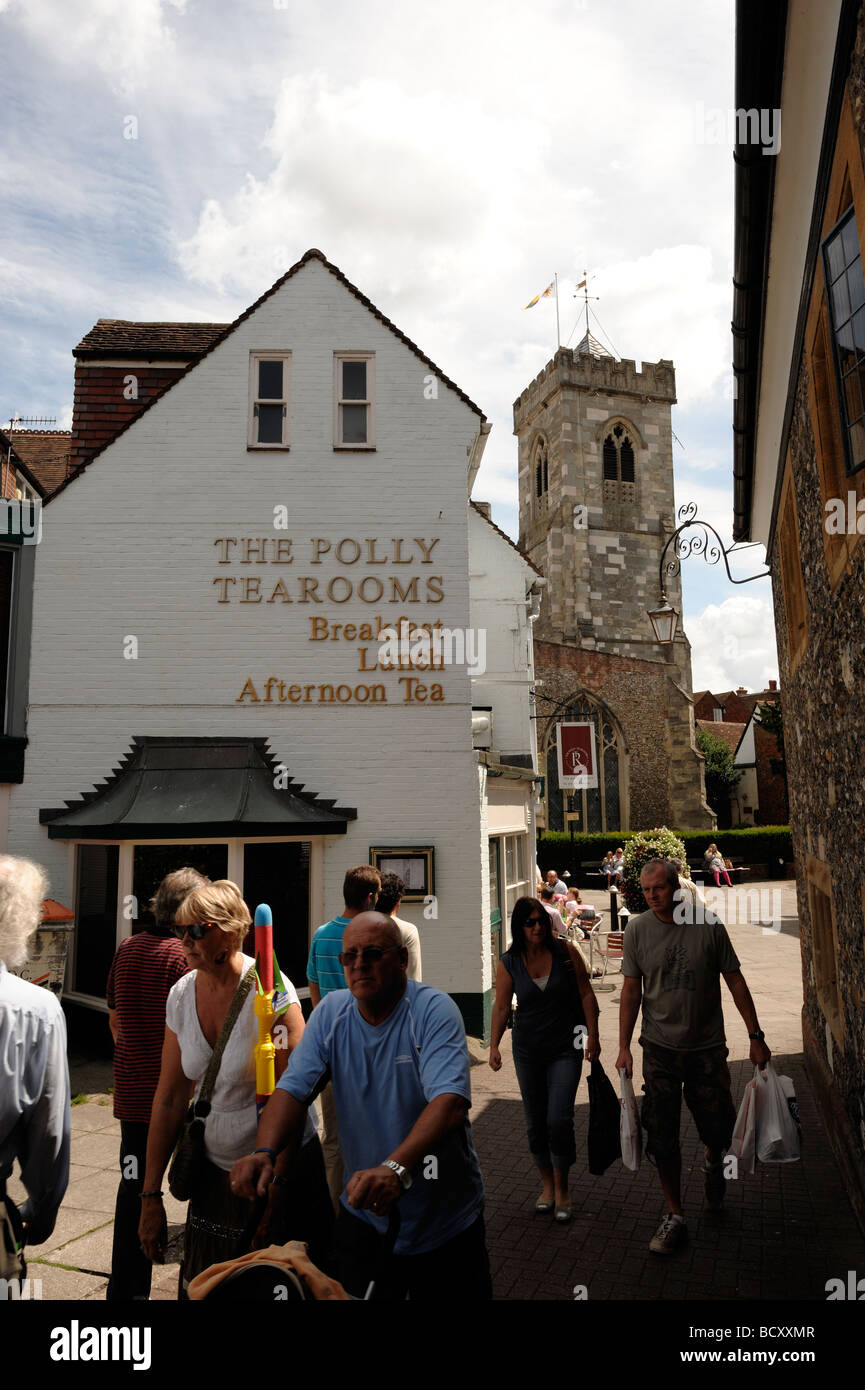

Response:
(39, 737), (356, 839)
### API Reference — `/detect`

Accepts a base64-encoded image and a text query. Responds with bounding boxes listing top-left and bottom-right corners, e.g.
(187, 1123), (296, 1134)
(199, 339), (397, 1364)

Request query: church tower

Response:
(515, 335), (713, 833)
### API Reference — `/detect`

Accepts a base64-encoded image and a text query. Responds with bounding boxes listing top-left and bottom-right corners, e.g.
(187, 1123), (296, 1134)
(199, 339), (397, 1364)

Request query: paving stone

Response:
(25, 1262), (109, 1300)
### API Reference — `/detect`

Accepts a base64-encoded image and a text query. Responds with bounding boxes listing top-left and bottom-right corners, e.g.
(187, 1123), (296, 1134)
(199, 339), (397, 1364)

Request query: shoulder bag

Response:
(168, 963), (256, 1201)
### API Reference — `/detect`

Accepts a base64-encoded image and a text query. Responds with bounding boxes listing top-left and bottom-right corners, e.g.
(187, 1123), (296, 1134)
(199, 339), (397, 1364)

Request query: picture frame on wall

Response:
(369, 846), (435, 903)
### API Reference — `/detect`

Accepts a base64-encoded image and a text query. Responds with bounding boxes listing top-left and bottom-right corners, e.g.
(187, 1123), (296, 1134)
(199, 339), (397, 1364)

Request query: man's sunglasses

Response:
(338, 946), (401, 967)
(172, 920), (218, 941)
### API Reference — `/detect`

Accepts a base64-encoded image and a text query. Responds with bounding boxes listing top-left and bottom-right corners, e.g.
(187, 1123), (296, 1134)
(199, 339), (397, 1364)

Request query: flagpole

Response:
(555, 272), (561, 348)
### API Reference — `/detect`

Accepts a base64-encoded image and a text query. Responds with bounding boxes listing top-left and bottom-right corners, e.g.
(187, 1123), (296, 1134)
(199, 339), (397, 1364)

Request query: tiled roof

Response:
(2, 430), (71, 495)
(48, 249), (486, 504)
(74, 321), (230, 358)
(697, 719), (747, 753)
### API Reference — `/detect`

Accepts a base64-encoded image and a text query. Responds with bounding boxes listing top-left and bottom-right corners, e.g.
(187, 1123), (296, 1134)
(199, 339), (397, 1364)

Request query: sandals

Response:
(554, 1203), (573, 1223)
(535, 1196), (555, 1214)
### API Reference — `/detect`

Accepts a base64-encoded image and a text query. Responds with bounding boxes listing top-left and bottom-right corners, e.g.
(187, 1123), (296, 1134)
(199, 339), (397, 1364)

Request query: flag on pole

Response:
(574, 278), (587, 292)
(523, 281), (555, 309)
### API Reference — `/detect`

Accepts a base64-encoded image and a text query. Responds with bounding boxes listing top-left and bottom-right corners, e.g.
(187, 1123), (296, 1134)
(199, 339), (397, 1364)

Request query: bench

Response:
(688, 862), (750, 884)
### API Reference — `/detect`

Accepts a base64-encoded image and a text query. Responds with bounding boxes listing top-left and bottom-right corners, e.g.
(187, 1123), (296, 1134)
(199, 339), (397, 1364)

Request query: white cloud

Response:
(685, 594), (779, 694)
(1, 0), (187, 97)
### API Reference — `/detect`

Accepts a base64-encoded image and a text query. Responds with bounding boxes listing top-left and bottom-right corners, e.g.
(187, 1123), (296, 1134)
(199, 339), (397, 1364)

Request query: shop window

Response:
(334, 353), (375, 448)
(131, 844), (228, 932)
(73, 845), (119, 998)
(502, 832), (530, 922)
(806, 855), (844, 1047)
(249, 353), (290, 448)
(776, 458), (808, 676)
(243, 842), (310, 992)
(602, 423), (636, 503)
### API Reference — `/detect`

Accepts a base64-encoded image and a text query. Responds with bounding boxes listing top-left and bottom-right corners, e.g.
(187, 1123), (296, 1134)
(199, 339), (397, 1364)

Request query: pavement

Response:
(9, 880), (865, 1302)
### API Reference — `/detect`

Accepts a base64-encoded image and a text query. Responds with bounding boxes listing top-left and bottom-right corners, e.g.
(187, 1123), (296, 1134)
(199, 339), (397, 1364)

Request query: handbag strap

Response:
(197, 963), (257, 1109)
(558, 941), (586, 1022)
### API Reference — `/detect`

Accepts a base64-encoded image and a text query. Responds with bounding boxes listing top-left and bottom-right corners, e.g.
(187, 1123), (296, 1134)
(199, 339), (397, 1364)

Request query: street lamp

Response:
(647, 598), (679, 644)
(647, 503), (771, 643)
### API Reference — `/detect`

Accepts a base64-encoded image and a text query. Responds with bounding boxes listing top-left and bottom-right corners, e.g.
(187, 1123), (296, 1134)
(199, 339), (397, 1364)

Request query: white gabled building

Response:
(5, 249), (540, 1037)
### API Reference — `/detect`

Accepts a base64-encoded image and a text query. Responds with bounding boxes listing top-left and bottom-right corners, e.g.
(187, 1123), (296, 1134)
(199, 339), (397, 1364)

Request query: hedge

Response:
(537, 826), (793, 874)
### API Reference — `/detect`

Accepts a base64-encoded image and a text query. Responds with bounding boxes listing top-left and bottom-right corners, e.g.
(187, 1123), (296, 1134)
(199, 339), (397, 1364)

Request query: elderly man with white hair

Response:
(0, 855), (71, 1285)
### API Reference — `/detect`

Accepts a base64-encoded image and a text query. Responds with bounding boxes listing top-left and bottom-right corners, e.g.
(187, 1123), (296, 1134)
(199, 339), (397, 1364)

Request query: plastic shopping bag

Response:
(754, 1063), (801, 1163)
(619, 1068), (642, 1171)
(730, 1070), (758, 1174)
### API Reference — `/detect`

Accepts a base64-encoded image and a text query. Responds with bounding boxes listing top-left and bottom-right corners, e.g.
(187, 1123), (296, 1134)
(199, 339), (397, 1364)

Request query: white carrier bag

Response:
(619, 1068), (642, 1171)
(753, 1062), (801, 1163)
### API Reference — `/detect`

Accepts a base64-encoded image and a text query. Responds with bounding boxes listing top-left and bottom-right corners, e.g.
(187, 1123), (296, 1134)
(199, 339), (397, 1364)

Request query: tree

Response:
(696, 726), (743, 820)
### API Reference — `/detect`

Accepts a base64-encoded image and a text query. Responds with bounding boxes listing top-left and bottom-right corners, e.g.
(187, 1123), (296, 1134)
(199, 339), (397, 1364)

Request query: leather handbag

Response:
(168, 964), (256, 1201)
(587, 1060), (622, 1175)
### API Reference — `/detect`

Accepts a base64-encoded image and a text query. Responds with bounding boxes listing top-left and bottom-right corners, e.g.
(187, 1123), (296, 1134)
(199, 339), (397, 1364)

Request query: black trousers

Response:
(334, 1206), (492, 1301)
(107, 1119), (152, 1302)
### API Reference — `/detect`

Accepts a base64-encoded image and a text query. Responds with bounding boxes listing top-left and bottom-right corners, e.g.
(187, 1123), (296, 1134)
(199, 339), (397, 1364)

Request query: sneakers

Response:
(649, 1213), (686, 1254)
(703, 1157), (726, 1210)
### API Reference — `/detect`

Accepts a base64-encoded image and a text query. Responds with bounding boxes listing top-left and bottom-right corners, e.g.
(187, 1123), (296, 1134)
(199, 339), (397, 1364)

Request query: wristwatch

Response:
(748, 1030), (765, 1041)
(382, 1159), (413, 1191)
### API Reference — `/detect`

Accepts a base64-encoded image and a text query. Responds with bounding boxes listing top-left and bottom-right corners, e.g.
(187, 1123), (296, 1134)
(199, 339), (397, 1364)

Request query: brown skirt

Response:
(179, 1158), (258, 1299)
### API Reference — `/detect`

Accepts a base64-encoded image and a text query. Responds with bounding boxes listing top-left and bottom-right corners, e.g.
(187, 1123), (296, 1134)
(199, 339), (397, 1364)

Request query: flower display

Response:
(621, 827), (690, 914)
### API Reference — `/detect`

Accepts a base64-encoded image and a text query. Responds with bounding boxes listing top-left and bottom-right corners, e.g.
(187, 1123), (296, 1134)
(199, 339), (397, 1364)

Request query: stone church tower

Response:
(515, 334), (713, 833)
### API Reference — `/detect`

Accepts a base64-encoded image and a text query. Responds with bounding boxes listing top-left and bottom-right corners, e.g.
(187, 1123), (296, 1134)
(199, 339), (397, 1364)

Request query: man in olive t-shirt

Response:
(616, 859), (771, 1256)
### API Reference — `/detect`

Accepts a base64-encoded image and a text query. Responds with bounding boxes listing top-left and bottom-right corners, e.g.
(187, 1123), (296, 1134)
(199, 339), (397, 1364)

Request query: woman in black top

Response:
(489, 897), (600, 1221)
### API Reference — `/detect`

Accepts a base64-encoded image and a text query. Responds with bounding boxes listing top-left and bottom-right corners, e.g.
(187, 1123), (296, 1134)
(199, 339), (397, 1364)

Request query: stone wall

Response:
(535, 640), (713, 830)
(778, 352), (865, 1224)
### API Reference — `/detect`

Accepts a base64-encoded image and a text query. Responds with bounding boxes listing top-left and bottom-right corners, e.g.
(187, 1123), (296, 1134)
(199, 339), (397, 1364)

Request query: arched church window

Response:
(533, 438), (550, 511)
(542, 695), (626, 834)
(602, 424), (636, 502)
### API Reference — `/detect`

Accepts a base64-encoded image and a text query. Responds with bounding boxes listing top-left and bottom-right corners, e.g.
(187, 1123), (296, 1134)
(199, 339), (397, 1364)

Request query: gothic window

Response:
(533, 437), (550, 514)
(602, 423), (636, 502)
(542, 695), (626, 833)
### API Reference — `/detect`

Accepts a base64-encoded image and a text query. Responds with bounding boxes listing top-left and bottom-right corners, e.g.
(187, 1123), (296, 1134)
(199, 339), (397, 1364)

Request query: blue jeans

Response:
(512, 1043), (582, 1171)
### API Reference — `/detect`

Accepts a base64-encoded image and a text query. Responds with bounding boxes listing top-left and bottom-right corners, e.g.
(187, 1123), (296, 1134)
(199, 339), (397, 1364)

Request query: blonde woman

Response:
(138, 880), (330, 1295)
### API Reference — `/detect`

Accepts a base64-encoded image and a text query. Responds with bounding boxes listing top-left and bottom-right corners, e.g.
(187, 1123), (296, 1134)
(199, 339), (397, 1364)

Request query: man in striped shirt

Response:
(307, 864), (381, 1208)
(105, 867), (205, 1300)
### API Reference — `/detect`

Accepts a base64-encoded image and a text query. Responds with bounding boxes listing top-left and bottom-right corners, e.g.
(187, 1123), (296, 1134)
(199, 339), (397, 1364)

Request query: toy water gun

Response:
(253, 903), (294, 1119)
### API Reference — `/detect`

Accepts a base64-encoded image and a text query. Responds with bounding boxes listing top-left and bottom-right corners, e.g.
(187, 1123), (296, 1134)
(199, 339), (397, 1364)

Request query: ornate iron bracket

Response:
(658, 502), (771, 596)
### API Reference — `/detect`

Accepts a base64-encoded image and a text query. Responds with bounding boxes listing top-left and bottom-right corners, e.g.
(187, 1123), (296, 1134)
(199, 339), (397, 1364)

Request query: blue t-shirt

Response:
(305, 915), (350, 996)
(276, 980), (484, 1254)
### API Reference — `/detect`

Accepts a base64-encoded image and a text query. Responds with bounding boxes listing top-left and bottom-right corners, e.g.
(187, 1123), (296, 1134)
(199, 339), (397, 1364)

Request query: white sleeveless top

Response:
(166, 954), (312, 1171)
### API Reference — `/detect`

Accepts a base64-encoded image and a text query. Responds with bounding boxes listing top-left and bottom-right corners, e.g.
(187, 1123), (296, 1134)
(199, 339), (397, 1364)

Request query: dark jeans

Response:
(513, 1041), (582, 1171)
(334, 1206), (492, 1301)
(107, 1119), (152, 1302)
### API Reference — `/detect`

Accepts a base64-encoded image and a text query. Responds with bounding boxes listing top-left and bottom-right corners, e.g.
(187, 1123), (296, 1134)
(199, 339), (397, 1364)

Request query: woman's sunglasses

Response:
(172, 920), (218, 941)
(525, 915), (545, 927)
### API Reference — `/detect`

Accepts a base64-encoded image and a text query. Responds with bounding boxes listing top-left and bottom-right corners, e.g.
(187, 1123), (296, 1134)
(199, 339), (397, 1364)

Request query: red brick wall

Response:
(71, 364), (187, 470)
(754, 721), (788, 823)
(693, 692), (722, 720)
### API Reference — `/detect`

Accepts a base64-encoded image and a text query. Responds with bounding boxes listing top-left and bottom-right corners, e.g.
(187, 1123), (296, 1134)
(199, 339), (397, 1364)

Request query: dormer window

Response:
(602, 423), (636, 502)
(249, 353), (290, 448)
(334, 353), (375, 448)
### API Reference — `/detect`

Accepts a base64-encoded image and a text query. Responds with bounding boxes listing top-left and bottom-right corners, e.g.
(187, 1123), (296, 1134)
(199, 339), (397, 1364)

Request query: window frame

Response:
(820, 204), (865, 479)
(333, 352), (376, 450)
(248, 352), (291, 450)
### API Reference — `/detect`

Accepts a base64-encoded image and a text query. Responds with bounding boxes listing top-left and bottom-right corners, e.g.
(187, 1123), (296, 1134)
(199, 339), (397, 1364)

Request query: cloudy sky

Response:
(0, 0), (778, 693)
